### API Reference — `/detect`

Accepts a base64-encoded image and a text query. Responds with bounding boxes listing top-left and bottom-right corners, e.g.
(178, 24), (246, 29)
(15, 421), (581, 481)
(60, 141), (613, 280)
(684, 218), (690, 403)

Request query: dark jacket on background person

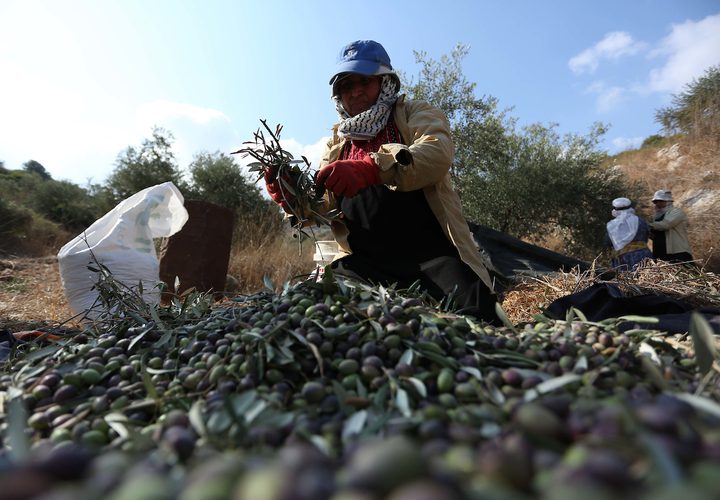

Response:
(605, 218), (652, 271)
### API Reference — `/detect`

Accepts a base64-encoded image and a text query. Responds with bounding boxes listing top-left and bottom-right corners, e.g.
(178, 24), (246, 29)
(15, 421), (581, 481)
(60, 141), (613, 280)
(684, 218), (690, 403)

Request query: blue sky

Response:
(1, 0), (718, 186)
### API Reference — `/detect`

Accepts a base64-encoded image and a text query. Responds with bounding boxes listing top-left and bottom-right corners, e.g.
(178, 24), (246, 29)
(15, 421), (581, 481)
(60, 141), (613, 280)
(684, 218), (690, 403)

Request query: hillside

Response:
(605, 135), (720, 271)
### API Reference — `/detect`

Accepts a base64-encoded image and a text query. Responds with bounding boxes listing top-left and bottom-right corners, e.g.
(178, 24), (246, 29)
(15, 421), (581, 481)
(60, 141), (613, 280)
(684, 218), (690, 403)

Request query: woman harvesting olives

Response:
(264, 40), (499, 324)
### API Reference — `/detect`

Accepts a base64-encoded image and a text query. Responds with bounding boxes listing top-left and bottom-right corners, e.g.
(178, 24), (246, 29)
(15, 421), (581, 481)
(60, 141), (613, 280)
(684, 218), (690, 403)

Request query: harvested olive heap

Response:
(1, 273), (719, 500)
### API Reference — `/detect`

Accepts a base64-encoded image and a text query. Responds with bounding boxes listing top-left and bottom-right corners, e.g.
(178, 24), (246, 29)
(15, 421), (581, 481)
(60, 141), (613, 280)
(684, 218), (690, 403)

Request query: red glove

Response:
(315, 155), (381, 198)
(265, 168), (294, 211)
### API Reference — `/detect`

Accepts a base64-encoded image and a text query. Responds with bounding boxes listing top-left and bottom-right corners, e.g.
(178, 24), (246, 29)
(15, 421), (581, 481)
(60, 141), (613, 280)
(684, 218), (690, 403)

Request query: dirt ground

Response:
(2, 255), (718, 339)
(0, 256), (76, 332)
(0, 255), (544, 334)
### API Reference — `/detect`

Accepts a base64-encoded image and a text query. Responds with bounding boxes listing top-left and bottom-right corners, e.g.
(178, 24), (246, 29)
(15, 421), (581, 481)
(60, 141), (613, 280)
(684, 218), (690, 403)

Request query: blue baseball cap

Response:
(329, 40), (395, 85)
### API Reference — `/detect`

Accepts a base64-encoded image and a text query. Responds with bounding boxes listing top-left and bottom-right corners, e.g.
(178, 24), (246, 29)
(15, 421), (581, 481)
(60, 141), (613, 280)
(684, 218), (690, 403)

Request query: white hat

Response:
(612, 197), (632, 209)
(652, 190), (673, 202)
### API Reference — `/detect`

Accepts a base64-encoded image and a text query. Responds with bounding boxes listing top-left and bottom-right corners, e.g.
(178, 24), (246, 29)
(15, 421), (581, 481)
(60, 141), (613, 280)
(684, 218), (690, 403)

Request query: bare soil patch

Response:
(0, 256), (75, 331)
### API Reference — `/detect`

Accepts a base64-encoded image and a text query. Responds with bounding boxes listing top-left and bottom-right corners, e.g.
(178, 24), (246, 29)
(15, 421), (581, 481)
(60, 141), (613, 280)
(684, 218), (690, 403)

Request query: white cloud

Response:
(569, 32), (646, 74)
(280, 136), (331, 171)
(612, 136), (644, 151)
(585, 81), (625, 112)
(136, 101), (230, 127)
(134, 100), (239, 174)
(646, 13), (720, 93)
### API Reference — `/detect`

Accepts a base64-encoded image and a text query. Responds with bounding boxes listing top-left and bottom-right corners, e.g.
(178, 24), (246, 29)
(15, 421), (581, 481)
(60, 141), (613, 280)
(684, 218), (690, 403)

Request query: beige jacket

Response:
(650, 206), (692, 255)
(316, 95), (494, 291)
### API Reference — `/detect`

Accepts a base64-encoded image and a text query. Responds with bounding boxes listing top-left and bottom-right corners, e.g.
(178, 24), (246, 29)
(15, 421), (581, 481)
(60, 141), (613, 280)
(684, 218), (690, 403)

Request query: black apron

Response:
(332, 184), (499, 323)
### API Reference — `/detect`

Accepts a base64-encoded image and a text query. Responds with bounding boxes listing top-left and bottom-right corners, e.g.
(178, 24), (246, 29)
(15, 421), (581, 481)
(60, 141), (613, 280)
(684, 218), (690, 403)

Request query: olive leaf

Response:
(6, 396), (29, 463)
(673, 392), (720, 419)
(638, 432), (683, 485)
(460, 366), (483, 381)
(689, 311), (717, 375)
(231, 390), (258, 416)
(406, 377), (428, 399)
(342, 409), (368, 441)
(231, 119), (337, 232)
(618, 315), (660, 324)
(495, 302), (517, 333)
(394, 387), (411, 417)
(189, 400), (208, 438)
(399, 349), (414, 366)
(244, 400), (268, 424)
(140, 365), (158, 399)
(104, 412), (132, 440)
(263, 275), (275, 291)
(524, 373), (581, 402)
(207, 409), (233, 435)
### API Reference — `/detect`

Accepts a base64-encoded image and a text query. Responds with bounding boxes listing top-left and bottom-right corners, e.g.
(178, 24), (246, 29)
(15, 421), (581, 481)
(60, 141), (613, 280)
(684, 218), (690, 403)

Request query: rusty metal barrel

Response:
(159, 200), (235, 301)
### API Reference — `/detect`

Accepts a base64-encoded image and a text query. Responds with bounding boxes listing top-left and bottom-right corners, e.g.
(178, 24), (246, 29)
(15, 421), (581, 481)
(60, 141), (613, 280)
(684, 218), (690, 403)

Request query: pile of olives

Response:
(0, 276), (718, 499)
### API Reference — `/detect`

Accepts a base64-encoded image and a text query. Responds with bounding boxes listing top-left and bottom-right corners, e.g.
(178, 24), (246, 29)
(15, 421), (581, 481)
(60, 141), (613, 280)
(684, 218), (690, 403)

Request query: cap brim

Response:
(329, 63), (396, 85)
(329, 60), (382, 85)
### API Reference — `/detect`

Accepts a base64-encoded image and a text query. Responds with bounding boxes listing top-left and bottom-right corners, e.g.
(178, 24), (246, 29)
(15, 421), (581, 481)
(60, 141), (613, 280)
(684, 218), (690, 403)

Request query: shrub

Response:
(0, 198), (32, 238)
(641, 134), (666, 148)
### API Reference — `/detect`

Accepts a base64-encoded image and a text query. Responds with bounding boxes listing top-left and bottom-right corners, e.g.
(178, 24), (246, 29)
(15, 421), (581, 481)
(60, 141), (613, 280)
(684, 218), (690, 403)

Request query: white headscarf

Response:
(606, 198), (639, 251)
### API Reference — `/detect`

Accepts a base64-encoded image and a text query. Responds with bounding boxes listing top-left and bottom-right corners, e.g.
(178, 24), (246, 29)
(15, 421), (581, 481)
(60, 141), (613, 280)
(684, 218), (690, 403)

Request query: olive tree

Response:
(401, 44), (512, 189)
(23, 160), (52, 181)
(656, 65), (720, 138)
(185, 150), (286, 241)
(106, 127), (187, 203)
(30, 179), (103, 231)
(186, 151), (268, 214)
(404, 45), (640, 257)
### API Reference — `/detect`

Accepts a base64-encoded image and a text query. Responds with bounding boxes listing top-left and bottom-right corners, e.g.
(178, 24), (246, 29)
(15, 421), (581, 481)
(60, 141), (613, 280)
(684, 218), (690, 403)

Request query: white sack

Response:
(58, 182), (188, 319)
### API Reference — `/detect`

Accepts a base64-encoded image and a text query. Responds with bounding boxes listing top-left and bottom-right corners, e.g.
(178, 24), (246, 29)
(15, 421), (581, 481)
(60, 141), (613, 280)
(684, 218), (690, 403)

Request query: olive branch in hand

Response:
(231, 119), (340, 232)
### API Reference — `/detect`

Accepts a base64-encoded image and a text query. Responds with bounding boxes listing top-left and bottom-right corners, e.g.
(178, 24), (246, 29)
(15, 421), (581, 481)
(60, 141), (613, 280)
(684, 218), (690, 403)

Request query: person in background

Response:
(648, 190), (695, 264)
(605, 197), (652, 271)
(265, 40), (499, 323)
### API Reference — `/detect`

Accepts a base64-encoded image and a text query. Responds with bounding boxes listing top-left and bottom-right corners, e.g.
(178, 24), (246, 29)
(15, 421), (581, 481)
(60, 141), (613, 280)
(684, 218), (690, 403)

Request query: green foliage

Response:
(404, 46), (640, 257)
(470, 123), (641, 256)
(106, 127), (187, 204)
(655, 65), (720, 138)
(29, 179), (103, 231)
(402, 44), (513, 183)
(641, 134), (666, 149)
(0, 167), (102, 233)
(0, 170), (34, 209)
(0, 197), (32, 238)
(186, 151), (267, 214)
(184, 150), (285, 242)
(22, 160), (52, 181)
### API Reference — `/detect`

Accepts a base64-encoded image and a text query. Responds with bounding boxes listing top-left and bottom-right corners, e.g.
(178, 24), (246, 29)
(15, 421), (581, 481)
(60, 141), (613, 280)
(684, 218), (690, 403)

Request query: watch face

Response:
(395, 149), (412, 166)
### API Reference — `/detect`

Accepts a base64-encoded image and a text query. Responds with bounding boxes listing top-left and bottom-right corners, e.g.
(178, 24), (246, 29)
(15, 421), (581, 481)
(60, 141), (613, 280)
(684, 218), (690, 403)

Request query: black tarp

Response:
(469, 223), (590, 283)
(467, 224), (720, 333)
(545, 283), (720, 334)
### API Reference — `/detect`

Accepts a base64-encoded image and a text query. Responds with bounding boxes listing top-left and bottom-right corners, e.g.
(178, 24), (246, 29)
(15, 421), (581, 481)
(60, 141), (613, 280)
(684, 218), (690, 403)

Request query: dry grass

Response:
(226, 212), (317, 293)
(1, 217), (73, 259)
(501, 259), (720, 324)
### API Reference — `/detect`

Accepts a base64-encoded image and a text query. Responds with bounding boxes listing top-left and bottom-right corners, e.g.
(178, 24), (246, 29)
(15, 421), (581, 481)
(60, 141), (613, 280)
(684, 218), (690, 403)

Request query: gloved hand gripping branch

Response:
(264, 165), (297, 212)
(315, 155), (381, 198)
